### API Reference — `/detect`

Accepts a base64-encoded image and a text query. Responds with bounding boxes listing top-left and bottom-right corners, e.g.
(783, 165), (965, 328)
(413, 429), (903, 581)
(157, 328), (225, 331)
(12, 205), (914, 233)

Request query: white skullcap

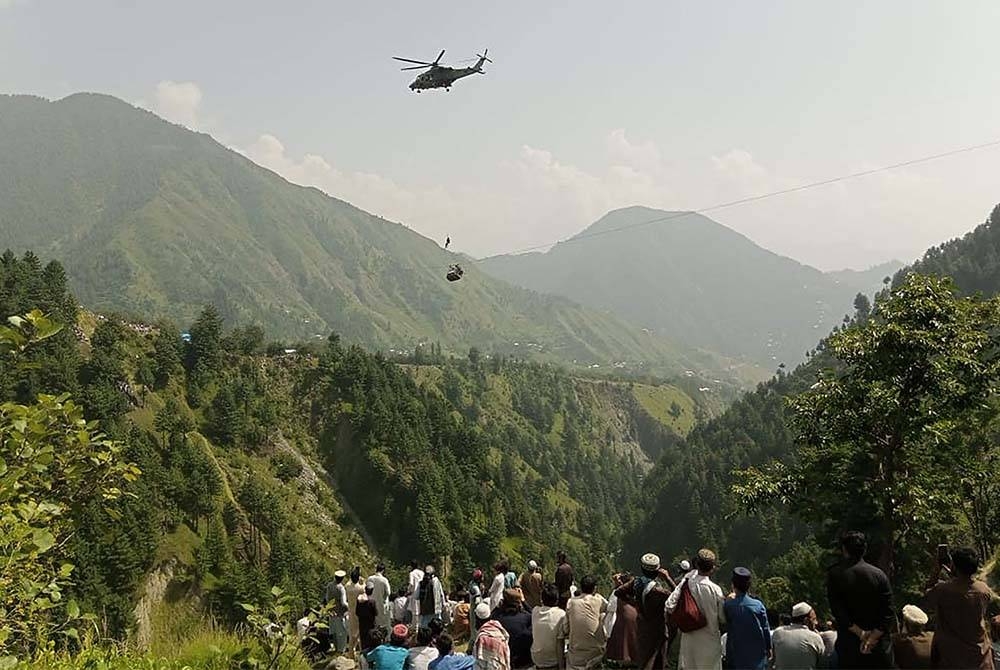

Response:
(679, 560), (691, 571)
(475, 602), (492, 621)
(528, 560), (538, 570)
(641, 553), (661, 570)
(902, 604), (928, 626)
(791, 602), (813, 618)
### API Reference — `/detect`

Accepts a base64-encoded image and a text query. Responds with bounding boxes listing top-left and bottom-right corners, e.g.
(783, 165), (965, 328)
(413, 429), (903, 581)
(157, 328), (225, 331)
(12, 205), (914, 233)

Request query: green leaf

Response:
(66, 599), (80, 619)
(32, 529), (55, 553)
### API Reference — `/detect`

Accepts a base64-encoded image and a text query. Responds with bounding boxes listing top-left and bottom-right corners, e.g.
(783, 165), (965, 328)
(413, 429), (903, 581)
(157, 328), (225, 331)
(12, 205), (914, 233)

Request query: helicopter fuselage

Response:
(410, 66), (480, 90)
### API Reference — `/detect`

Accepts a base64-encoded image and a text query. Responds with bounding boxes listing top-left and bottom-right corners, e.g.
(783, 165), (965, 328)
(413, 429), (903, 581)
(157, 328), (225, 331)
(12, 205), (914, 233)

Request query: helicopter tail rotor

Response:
(474, 49), (492, 73)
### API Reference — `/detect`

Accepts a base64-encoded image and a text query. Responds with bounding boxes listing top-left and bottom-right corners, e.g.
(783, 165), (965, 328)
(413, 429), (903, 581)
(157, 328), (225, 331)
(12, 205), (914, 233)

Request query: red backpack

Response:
(669, 579), (707, 633)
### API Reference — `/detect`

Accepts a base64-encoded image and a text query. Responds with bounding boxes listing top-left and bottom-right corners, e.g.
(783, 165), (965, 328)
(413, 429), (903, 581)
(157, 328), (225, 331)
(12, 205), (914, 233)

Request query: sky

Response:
(2, 0), (999, 270)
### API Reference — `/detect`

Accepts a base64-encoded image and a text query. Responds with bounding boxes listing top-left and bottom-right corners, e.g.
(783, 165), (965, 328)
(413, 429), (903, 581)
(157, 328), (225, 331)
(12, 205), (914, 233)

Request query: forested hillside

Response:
(479, 206), (864, 367)
(0, 93), (725, 379)
(896, 203), (1000, 294)
(303, 346), (697, 577)
(1, 249), (700, 660)
(626, 203), (1000, 609)
(0, 250), (372, 646)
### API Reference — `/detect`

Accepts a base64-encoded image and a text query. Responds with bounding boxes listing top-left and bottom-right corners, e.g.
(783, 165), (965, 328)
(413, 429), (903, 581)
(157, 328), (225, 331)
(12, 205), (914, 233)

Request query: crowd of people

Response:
(297, 532), (1000, 670)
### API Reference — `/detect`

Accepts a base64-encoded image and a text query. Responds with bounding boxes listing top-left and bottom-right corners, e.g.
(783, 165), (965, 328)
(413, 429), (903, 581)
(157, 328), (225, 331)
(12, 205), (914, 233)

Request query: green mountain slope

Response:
(478, 206), (866, 367)
(0, 93), (713, 376)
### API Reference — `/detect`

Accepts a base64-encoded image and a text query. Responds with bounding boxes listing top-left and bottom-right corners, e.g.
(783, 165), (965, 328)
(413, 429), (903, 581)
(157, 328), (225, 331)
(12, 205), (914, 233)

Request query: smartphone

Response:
(937, 543), (950, 565)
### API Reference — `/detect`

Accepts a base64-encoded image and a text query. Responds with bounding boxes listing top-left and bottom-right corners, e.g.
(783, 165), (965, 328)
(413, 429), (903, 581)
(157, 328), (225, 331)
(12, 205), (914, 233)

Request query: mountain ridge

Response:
(478, 206), (864, 367)
(0, 92), (731, 379)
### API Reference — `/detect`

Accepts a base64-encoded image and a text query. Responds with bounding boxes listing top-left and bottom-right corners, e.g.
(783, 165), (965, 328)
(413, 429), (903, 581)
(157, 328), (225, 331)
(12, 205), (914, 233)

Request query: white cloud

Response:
(141, 81), (204, 130)
(243, 133), (463, 246)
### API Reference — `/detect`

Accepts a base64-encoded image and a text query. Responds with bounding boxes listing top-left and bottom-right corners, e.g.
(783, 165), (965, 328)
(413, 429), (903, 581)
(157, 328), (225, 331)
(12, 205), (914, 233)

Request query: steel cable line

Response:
(496, 137), (1000, 257)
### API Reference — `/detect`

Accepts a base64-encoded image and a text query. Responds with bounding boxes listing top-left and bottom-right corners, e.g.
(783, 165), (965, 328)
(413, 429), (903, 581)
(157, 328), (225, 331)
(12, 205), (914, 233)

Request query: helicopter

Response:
(393, 49), (492, 92)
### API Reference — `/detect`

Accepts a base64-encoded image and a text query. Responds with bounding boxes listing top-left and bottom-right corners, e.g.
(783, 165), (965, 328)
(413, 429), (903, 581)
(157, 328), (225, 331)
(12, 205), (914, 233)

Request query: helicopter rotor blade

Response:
(400, 65), (432, 71)
(434, 49), (446, 64)
(393, 57), (434, 65)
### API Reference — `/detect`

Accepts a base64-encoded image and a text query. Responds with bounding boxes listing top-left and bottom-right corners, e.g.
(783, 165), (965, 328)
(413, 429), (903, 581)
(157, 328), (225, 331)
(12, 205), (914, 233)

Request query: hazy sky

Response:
(2, 0), (999, 269)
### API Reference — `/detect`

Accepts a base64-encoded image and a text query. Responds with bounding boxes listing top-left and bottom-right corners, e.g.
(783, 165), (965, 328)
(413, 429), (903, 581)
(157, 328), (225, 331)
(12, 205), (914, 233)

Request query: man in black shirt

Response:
(826, 531), (895, 669)
(493, 588), (534, 669)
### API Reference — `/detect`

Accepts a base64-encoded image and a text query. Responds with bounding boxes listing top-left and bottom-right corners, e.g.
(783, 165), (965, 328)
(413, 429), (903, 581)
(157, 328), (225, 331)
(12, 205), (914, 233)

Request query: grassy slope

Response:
(0, 93), (727, 379)
(632, 383), (697, 436)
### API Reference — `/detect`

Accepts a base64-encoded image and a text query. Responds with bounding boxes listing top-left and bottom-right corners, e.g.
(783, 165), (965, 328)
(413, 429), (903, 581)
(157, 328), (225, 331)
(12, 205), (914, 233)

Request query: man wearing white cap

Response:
(771, 602), (825, 670)
(473, 602), (511, 670)
(519, 560), (544, 610)
(616, 552), (676, 669)
(893, 604), (932, 670)
(326, 569), (350, 654)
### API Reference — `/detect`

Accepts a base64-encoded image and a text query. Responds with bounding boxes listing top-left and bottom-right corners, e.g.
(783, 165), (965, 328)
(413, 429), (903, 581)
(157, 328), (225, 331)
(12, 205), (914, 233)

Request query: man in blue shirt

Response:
(366, 624), (411, 670)
(429, 633), (475, 670)
(723, 567), (772, 670)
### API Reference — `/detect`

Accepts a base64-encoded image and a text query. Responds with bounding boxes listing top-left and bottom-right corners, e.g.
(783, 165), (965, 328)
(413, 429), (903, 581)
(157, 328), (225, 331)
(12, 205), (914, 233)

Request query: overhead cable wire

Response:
(498, 137), (1000, 257)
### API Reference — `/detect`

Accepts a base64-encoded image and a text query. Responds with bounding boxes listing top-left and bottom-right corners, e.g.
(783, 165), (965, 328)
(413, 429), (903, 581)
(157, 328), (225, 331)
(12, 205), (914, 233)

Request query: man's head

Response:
(429, 618), (444, 637)
(902, 605), (929, 635)
(416, 627), (433, 647)
(951, 547), (980, 578)
(640, 553), (660, 578)
(580, 575), (597, 594)
(472, 568), (484, 582)
(391, 624), (409, 646)
(679, 560), (691, 573)
(495, 560), (508, 575)
(351, 566), (362, 584)
(791, 602), (815, 628)
(502, 588), (524, 610)
(475, 602), (492, 622)
(840, 531), (867, 561)
(335, 569), (347, 584)
(376, 562), (386, 573)
(732, 567), (752, 594)
(541, 583), (559, 607)
(425, 565), (436, 577)
(436, 633), (454, 656)
(528, 559), (539, 573)
(410, 559), (419, 570)
(557, 551), (567, 564)
(696, 548), (717, 574)
(365, 584), (374, 596)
